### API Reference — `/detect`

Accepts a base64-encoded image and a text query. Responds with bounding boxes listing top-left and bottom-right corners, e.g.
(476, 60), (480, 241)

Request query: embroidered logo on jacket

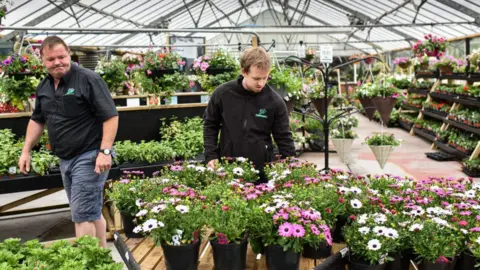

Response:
(65, 88), (75, 95)
(255, 109), (268, 119)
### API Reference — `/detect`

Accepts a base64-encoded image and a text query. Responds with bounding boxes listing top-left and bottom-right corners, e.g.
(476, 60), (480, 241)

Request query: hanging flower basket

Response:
(332, 138), (354, 164)
(358, 98), (377, 121)
(311, 97), (333, 118)
(206, 67), (234, 75)
(369, 145), (395, 169)
(285, 98), (298, 114)
(372, 97), (396, 124)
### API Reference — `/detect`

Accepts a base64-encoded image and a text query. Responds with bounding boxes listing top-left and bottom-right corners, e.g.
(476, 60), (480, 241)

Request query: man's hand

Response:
(207, 159), (218, 169)
(18, 151), (31, 174)
(95, 153), (112, 174)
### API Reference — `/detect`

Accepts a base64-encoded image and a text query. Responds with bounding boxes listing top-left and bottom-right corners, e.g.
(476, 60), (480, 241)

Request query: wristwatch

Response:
(100, 149), (112, 155)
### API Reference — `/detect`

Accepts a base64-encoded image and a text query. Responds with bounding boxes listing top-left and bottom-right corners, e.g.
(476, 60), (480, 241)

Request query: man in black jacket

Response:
(203, 47), (295, 183)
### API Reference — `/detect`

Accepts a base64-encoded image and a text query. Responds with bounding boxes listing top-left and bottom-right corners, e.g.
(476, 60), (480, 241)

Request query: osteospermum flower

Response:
(170, 165), (183, 171)
(175, 205), (189, 214)
(350, 199), (363, 209)
(359, 227), (370, 235)
(278, 223), (293, 237)
(384, 228), (399, 239)
(135, 199), (144, 207)
(409, 224), (423, 232)
(236, 157), (247, 162)
(233, 167), (244, 176)
(310, 224), (320, 235)
(367, 239), (381, 251)
(291, 224), (306, 238)
(195, 166), (206, 173)
(373, 226), (388, 236)
(373, 213), (387, 224)
(142, 219), (163, 232)
(350, 187), (362, 195)
(133, 226), (142, 234)
(136, 209), (148, 217)
(152, 204), (167, 213)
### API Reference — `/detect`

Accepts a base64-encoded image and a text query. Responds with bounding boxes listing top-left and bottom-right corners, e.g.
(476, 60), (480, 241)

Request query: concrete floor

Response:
(0, 113), (476, 269)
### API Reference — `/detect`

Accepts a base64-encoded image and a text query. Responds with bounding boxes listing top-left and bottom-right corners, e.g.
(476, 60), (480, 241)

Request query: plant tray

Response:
(407, 88), (429, 95)
(439, 73), (468, 80)
(434, 141), (470, 160)
(444, 119), (480, 136)
(413, 127), (436, 142)
(463, 167), (480, 177)
(415, 71), (439, 79)
(426, 152), (456, 161)
(422, 110), (447, 121)
(401, 104), (421, 111)
(430, 92), (455, 102)
(398, 120), (412, 132)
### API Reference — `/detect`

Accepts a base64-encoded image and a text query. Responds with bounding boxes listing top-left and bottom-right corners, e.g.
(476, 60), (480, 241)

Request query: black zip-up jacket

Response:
(203, 76), (295, 172)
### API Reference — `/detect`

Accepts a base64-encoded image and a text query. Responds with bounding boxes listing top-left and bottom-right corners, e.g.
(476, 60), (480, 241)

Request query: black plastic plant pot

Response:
(350, 257), (386, 270)
(265, 245), (300, 270)
(206, 67), (233, 75)
(249, 237), (265, 255)
(333, 215), (347, 243)
(121, 213), (142, 238)
(161, 240), (201, 270)
(385, 252), (412, 270)
(210, 238), (248, 270)
(302, 242), (332, 259)
(419, 257), (456, 270)
(454, 252), (476, 270)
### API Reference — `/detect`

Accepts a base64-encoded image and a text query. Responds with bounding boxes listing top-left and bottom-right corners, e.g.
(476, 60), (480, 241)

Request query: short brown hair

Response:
(39, 36), (69, 56)
(240, 47), (271, 73)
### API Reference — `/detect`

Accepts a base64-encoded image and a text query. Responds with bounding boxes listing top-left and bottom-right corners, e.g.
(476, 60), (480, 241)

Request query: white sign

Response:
(320, 45), (333, 63)
(201, 95), (210, 103)
(126, 98), (140, 107)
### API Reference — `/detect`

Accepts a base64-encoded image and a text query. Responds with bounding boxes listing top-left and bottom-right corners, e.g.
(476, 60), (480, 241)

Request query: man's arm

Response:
(19, 120), (45, 174)
(95, 116), (118, 174)
(272, 100), (295, 158)
(203, 91), (222, 167)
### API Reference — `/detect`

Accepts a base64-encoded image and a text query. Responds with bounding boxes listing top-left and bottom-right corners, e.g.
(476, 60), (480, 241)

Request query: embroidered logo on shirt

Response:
(65, 88), (75, 95)
(255, 109), (268, 119)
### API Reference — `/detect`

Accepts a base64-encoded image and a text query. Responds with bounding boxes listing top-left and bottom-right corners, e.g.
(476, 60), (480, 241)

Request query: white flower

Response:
(461, 229), (468, 235)
(195, 166), (206, 173)
(473, 183), (480, 191)
(337, 175), (348, 180)
(473, 205), (480, 210)
(161, 178), (170, 184)
(358, 214), (368, 224)
(350, 199), (363, 209)
(251, 168), (259, 174)
(476, 237), (480, 245)
(169, 198), (181, 203)
(207, 167), (215, 172)
(359, 227), (370, 234)
(453, 193), (466, 199)
(426, 207), (439, 215)
(187, 164), (196, 169)
(285, 193), (293, 199)
(265, 206), (276, 213)
(350, 187), (362, 195)
(339, 187), (350, 194)
(324, 183), (335, 188)
(398, 221), (409, 228)
(133, 226), (142, 234)
(129, 187), (136, 192)
(373, 226), (388, 236)
(217, 167), (225, 172)
(466, 190), (476, 198)
(172, 235), (181, 246)
(409, 224), (423, 231)
(429, 185), (441, 191)
(384, 228), (399, 239)
(136, 209), (148, 217)
(142, 219), (160, 232)
(175, 229), (183, 236)
(135, 199), (144, 207)
(432, 217), (448, 226)
(236, 157), (247, 162)
(367, 239), (382, 251)
(368, 189), (379, 195)
(175, 205), (189, 214)
(373, 213), (387, 224)
(152, 204), (167, 213)
(411, 207), (425, 216)
(269, 171), (278, 176)
(233, 167), (244, 176)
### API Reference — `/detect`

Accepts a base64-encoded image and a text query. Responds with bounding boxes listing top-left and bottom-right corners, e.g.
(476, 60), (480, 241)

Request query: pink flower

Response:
(470, 227), (480, 232)
(170, 165), (183, 171)
(273, 212), (289, 221)
(477, 216), (480, 221)
(119, 179), (130, 184)
(319, 225), (333, 246)
(200, 62), (209, 72)
(436, 256), (449, 264)
(146, 70), (152, 75)
(278, 223), (293, 237)
(459, 220), (468, 227)
(246, 193), (258, 200)
(217, 233), (228, 244)
(310, 224), (320, 235)
(291, 224), (305, 238)
(189, 80), (195, 88)
(460, 211), (472, 216)
(221, 205), (230, 211)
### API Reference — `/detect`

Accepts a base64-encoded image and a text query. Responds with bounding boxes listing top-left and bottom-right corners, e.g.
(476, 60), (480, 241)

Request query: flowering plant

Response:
(468, 49), (480, 72)
(331, 129), (358, 139)
(205, 196), (250, 244)
(106, 177), (146, 215)
(143, 50), (185, 71)
(1, 52), (44, 75)
(121, 53), (142, 65)
(216, 157), (260, 183)
(137, 195), (205, 246)
(264, 157), (319, 186)
(161, 162), (214, 189)
(412, 34), (448, 57)
(344, 213), (402, 265)
(95, 57), (128, 93)
(410, 220), (463, 264)
(393, 57), (411, 69)
(268, 66), (304, 100)
(353, 82), (375, 99)
(365, 133), (401, 146)
(304, 80), (337, 99)
(192, 49), (237, 74)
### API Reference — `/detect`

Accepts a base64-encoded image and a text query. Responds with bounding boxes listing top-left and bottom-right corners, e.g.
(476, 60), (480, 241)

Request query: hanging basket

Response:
(358, 98), (377, 121)
(369, 145), (395, 169)
(285, 98), (298, 114)
(311, 97), (333, 118)
(331, 139), (354, 164)
(372, 97), (396, 125)
(271, 84), (288, 99)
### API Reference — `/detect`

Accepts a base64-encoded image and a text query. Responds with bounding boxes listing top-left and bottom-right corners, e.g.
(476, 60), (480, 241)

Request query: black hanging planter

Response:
(419, 257), (457, 270)
(302, 241), (332, 259)
(265, 245), (300, 270)
(349, 257), (386, 270)
(121, 213), (142, 238)
(385, 251), (412, 270)
(210, 238), (248, 270)
(454, 252), (476, 270)
(146, 68), (179, 78)
(206, 67), (233, 75)
(161, 240), (201, 270)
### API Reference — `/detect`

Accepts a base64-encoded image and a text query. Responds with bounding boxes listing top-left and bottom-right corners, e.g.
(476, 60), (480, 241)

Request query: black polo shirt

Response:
(31, 64), (118, 160)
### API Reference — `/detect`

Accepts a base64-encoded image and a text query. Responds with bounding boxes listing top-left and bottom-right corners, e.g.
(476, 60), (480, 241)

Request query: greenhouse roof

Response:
(1, 0), (480, 54)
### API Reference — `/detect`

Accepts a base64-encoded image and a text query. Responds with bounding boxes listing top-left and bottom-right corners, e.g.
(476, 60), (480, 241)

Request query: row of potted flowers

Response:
(108, 155), (480, 270)
(448, 107), (480, 128)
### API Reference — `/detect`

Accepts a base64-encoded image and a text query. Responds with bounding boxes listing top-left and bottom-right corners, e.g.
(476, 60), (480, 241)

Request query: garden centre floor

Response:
(0, 113), (476, 269)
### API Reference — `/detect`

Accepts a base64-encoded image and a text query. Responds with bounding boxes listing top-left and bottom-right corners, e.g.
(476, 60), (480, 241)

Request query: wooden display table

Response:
(113, 232), (347, 270)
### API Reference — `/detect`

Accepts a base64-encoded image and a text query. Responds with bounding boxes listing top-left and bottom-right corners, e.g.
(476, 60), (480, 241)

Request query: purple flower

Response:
(119, 179), (130, 184)
(460, 211), (472, 216)
(217, 233), (228, 244)
(310, 224), (320, 235)
(319, 225), (333, 246)
(245, 193), (258, 200)
(19, 56), (27, 63)
(2, 58), (11, 65)
(291, 224), (305, 238)
(170, 165), (183, 171)
(278, 223), (293, 237)
(200, 62), (209, 72)
(470, 227), (480, 232)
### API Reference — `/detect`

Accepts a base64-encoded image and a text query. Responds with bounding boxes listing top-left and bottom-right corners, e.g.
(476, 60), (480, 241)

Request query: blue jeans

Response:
(60, 149), (108, 223)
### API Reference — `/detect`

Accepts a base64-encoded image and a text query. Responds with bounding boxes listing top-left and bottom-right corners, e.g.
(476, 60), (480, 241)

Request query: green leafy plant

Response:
(206, 196), (250, 244)
(114, 140), (175, 165)
(269, 66), (303, 100)
(365, 133), (402, 146)
(198, 71), (238, 94)
(95, 57), (128, 93)
(31, 150), (59, 176)
(159, 117), (204, 159)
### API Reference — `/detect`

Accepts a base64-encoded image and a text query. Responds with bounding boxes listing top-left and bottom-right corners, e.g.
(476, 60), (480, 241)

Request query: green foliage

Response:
(0, 76), (41, 110)
(365, 133), (402, 146)
(30, 150), (58, 176)
(198, 71), (238, 95)
(206, 196), (250, 243)
(268, 66), (303, 99)
(159, 117), (204, 159)
(114, 140), (175, 164)
(95, 57), (127, 92)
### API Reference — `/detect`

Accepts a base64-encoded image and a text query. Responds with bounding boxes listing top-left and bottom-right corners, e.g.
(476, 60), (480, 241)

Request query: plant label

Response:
(340, 247), (349, 258)
(9, 166), (16, 174)
(320, 45), (333, 63)
(126, 98), (140, 107)
(201, 95), (210, 103)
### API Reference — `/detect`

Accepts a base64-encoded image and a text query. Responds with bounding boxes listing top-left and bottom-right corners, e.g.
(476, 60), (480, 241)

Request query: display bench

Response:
(113, 232), (347, 270)
(112, 92), (209, 107)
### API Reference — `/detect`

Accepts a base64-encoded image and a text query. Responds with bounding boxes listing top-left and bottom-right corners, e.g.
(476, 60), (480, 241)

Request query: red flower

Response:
(221, 205), (230, 211)
(338, 198), (345, 203)
(325, 208), (332, 213)
(349, 215), (356, 221)
(463, 85), (469, 91)
(451, 217), (458, 222)
(436, 256), (449, 264)
(459, 220), (468, 227)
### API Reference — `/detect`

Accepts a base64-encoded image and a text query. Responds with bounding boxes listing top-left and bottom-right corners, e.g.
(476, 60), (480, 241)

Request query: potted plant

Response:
(193, 49), (239, 94)
(364, 133), (402, 169)
(434, 56), (459, 75)
(412, 34), (448, 57)
(462, 159), (480, 177)
(305, 80), (337, 118)
(205, 196), (250, 270)
(411, 220), (463, 270)
(371, 85), (399, 124)
(114, 140), (175, 168)
(138, 196), (205, 270)
(95, 57), (128, 95)
(268, 66), (304, 113)
(354, 82), (377, 121)
(393, 57), (412, 71)
(159, 117), (204, 160)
